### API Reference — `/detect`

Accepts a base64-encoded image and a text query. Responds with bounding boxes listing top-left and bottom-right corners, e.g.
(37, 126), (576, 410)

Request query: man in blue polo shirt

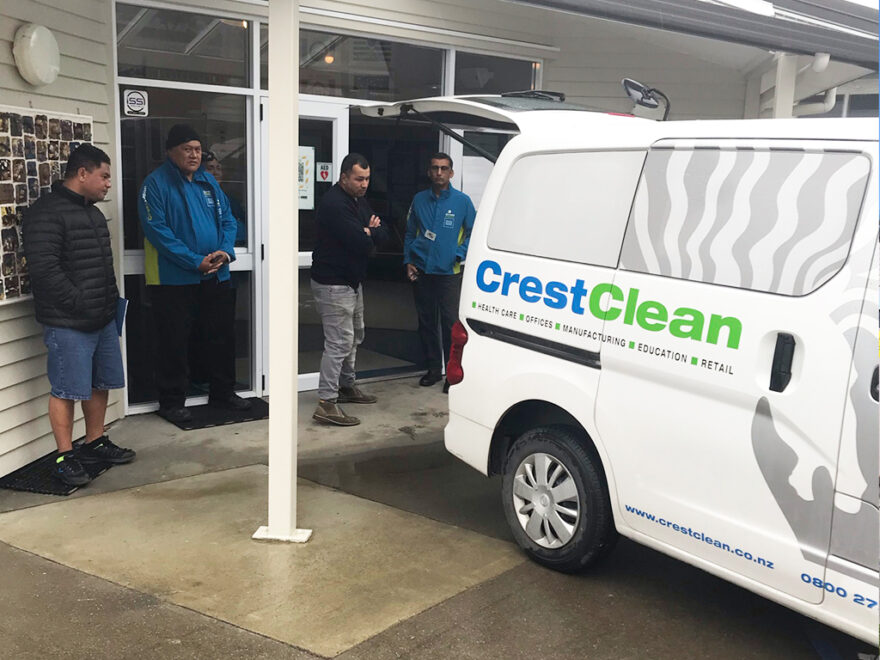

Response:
(138, 124), (251, 424)
(404, 152), (476, 391)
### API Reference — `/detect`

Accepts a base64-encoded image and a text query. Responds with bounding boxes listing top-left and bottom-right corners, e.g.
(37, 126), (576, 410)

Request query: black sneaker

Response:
(209, 394), (252, 411)
(78, 436), (136, 465)
(419, 370), (442, 387)
(53, 452), (91, 486)
(159, 406), (192, 424)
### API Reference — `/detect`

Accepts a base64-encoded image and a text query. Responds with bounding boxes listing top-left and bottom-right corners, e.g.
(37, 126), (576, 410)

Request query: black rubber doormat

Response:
(0, 443), (111, 496)
(160, 397), (269, 431)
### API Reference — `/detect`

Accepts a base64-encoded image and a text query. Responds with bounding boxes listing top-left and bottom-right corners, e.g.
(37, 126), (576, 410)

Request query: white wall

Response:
(0, 0), (120, 477)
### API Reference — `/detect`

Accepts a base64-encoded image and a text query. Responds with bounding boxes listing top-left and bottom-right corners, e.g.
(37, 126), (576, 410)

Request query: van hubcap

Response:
(512, 452), (580, 548)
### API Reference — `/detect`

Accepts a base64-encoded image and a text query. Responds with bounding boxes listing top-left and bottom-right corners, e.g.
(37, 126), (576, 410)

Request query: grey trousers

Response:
(310, 280), (364, 401)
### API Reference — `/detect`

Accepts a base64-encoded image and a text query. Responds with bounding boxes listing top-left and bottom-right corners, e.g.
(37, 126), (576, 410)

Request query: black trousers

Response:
(148, 279), (236, 409)
(412, 272), (461, 372)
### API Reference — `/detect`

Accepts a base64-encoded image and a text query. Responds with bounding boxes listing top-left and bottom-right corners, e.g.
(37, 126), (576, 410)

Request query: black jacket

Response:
(310, 183), (388, 289)
(22, 181), (118, 331)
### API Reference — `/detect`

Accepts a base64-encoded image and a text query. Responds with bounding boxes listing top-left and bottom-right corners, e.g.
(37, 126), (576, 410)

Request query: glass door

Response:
(260, 97), (348, 393)
(120, 85), (257, 411)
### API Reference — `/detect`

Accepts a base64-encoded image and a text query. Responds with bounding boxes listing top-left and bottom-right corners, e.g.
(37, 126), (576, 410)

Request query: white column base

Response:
(252, 526), (313, 543)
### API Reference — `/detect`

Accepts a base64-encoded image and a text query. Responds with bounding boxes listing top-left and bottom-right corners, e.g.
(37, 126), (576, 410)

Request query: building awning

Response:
(504, 0), (879, 69)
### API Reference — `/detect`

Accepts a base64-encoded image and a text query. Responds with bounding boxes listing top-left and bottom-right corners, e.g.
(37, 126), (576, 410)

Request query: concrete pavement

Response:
(0, 376), (874, 659)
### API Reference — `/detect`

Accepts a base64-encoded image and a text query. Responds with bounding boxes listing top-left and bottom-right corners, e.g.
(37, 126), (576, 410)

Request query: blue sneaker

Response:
(53, 453), (91, 486)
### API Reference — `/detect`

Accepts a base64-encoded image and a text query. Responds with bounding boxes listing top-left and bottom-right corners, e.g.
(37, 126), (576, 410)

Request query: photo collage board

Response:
(0, 105), (93, 304)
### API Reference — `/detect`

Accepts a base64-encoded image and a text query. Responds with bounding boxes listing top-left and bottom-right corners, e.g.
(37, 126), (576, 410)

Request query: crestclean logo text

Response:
(475, 259), (742, 349)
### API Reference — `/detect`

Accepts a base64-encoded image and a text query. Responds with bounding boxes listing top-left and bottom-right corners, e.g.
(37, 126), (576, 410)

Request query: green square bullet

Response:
(519, 314), (524, 321)
(555, 323), (560, 330)
(691, 357), (698, 365)
(628, 341), (635, 349)
(472, 301), (476, 308)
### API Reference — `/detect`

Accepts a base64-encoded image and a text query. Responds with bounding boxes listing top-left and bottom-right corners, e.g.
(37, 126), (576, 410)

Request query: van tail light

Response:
(446, 321), (469, 385)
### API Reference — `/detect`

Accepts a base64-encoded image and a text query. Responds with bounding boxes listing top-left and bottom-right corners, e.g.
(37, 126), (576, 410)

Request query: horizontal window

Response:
(488, 151), (646, 267)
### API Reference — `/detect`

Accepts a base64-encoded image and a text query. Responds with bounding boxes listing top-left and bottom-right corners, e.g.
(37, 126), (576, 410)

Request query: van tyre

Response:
(502, 425), (617, 573)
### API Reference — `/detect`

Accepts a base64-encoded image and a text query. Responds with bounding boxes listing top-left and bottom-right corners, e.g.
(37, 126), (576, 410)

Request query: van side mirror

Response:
(621, 78), (671, 121)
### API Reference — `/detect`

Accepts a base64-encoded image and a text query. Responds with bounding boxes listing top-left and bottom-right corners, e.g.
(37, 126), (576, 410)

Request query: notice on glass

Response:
(298, 146), (315, 210)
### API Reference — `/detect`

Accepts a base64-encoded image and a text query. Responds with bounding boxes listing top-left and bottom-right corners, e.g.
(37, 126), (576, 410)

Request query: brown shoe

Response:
(336, 385), (377, 404)
(313, 400), (360, 426)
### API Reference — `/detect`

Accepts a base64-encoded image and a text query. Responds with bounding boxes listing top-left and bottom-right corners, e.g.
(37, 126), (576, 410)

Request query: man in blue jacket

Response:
(404, 153), (476, 391)
(138, 124), (250, 424)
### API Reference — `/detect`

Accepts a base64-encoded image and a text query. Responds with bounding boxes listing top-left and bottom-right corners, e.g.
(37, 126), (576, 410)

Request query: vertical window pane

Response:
(298, 118), (334, 252)
(455, 52), (536, 95)
(260, 23), (268, 90)
(300, 30), (442, 100)
(120, 87), (249, 250)
(117, 4), (250, 87)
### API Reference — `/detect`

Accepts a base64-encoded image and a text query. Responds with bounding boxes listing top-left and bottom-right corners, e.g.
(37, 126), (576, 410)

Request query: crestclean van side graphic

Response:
(474, 259), (743, 350)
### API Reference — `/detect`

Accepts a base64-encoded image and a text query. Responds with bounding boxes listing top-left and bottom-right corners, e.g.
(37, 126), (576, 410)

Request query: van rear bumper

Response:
(444, 412), (493, 476)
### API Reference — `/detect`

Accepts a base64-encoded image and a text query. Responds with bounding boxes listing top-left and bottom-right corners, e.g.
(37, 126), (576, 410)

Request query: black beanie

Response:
(165, 124), (201, 150)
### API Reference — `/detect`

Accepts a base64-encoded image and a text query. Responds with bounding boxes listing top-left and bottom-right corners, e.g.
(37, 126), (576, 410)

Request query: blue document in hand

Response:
(116, 297), (129, 336)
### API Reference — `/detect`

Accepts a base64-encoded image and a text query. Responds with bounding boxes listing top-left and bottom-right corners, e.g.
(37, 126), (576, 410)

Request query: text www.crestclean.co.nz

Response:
(625, 505), (775, 569)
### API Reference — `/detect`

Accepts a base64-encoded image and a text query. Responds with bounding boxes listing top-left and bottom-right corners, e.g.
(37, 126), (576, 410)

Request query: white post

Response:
(253, 0), (312, 543)
(773, 53), (798, 119)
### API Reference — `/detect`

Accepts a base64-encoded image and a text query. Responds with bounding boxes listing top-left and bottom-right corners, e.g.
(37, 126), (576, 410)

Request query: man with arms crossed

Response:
(404, 152), (476, 391)
(23, 144), (135, 486)
(311, 153), (387, 426)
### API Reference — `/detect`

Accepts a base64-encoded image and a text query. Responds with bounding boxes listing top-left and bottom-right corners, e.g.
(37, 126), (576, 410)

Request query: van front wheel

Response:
(502, 426), (616, 573)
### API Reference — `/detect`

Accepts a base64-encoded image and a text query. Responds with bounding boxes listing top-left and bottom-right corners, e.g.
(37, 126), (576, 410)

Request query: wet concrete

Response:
(303, 440), (878, 660)
(0, 542), (318, 660)
(0, 376), (875, 658)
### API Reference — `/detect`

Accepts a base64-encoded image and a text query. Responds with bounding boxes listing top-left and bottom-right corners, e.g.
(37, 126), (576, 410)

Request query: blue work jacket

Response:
(138, 159), (237, 285)
(404, 185), (476, 275)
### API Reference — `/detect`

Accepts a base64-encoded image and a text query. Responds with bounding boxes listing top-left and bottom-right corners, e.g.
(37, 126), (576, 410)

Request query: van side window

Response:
(488, 151), (646, 267)
(620, 147), (870, 296)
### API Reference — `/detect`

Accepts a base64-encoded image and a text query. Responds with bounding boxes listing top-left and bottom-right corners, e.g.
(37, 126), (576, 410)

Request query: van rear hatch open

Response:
(356, 92), (603, 162)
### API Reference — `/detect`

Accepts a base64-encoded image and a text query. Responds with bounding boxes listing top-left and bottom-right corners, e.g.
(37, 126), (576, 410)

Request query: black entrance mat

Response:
(160, 397), (269, 431)
(0, 442), (112, 496)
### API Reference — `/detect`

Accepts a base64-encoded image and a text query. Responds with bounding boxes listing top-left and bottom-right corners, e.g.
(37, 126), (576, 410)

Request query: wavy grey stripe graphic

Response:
(696, 151), (754, 286)
(676, 149), (717, 279)
(800, 164), (870, 292)
(621, 147), (870, 296)
(663, 149), (693, 278)
(751, 397), (830, 566)
(734, 152), (803, 290)
(709, 151), (771, 288)
(686, 151), (736, 282)
(781, 157), (869, 294)
(644, 149), (673, 276)
(749, 153), (821, 292)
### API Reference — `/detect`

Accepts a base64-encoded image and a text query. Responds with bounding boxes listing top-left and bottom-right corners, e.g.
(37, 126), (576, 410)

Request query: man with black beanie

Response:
(137, 124), (250, 423)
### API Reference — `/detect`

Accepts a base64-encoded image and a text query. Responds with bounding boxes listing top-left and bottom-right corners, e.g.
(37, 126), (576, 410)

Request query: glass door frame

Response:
(113, 4), (268, 415)
(259, 95), (350, 395)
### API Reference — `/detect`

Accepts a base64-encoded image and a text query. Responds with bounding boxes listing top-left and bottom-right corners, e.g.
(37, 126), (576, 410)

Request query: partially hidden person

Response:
(404, 152), (476, 393)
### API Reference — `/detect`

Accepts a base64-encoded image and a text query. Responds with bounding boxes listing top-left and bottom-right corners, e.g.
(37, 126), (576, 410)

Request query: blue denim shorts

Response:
(43, 321), (125, 400)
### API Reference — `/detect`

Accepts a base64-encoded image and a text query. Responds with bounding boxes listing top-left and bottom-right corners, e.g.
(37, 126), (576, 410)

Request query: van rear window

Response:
(488, 150), (646, 267)
(619, 147), (870, 296)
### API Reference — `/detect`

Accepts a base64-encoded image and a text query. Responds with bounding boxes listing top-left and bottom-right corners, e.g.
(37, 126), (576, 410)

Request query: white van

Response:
(362, 95), (879, 643)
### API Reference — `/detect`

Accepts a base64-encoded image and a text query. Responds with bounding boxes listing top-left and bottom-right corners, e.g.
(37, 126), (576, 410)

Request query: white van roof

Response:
(358, 95), (878, 149)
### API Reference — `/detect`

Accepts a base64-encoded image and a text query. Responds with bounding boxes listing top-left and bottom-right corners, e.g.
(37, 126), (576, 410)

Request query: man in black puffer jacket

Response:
(22, 144), (135, 487)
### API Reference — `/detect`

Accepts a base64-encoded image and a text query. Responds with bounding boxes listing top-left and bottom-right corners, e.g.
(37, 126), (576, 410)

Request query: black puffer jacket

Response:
(22, 181), (118, 331)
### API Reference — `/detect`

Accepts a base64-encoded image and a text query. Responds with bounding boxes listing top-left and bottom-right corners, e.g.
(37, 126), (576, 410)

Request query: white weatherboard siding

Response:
(0, 0), (120, 477)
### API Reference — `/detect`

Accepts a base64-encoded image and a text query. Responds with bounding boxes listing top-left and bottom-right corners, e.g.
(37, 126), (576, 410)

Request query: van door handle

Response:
(769, 333), (795, 393)
(871, 366), (878, 402)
